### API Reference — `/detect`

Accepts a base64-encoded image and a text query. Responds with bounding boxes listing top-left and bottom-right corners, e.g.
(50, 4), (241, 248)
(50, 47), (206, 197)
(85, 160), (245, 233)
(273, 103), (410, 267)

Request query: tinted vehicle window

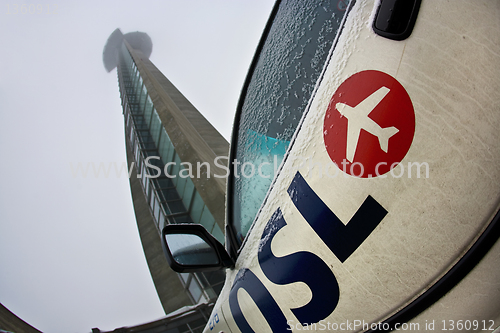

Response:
(229, 0), (352, 246)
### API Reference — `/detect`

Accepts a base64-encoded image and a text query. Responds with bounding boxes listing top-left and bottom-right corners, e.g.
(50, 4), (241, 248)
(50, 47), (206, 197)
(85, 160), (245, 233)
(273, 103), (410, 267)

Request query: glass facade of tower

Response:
(116, 43), (225, 304)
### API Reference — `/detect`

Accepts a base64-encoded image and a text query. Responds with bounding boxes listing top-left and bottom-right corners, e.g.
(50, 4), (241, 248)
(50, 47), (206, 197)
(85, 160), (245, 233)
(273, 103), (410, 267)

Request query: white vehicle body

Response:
(163, 0), (500, 332)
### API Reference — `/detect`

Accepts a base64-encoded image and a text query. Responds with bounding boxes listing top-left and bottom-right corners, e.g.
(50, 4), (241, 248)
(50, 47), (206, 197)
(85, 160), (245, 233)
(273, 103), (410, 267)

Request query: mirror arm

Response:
(204, 228), (235, 269)
(224, 224), (240, 261)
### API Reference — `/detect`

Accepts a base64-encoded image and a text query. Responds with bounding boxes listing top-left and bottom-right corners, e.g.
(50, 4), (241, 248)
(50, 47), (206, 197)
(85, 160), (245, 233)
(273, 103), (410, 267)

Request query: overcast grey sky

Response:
(0, 1), (274, 332)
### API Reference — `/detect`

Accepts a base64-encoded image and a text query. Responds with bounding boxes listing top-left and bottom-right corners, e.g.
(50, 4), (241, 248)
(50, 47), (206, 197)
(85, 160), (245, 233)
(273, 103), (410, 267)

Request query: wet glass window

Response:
(231, 0), (351, 245)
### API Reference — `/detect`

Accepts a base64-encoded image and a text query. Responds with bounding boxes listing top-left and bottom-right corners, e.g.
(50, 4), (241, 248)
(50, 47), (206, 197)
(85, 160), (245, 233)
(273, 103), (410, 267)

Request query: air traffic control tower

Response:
(102, 29), (228, 314)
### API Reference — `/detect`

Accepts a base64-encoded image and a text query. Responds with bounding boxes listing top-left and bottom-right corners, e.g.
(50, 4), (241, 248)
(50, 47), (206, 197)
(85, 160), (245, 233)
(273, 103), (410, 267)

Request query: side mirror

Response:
(161, 224), (234, 273)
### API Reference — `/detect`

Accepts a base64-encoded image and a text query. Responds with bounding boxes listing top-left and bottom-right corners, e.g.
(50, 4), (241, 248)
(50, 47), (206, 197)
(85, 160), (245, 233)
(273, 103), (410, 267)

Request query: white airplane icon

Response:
(336, 86), (399, 162)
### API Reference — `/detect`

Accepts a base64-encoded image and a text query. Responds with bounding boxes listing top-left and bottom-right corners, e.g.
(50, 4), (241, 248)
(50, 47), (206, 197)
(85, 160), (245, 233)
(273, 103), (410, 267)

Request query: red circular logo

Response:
(323, 70), (415, 178)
